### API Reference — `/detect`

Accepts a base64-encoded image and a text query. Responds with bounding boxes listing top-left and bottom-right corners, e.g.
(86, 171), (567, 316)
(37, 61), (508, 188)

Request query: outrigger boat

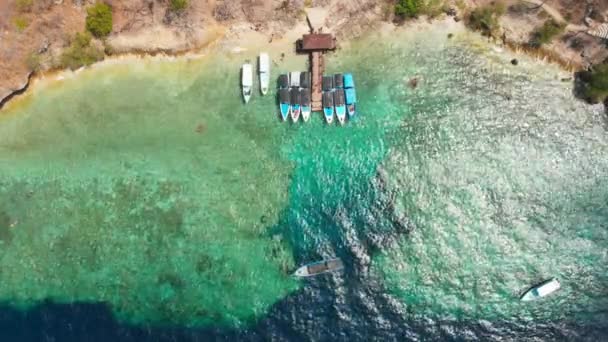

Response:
(241, 62), (253, 103)
(520, 278), (561, 301)
(279, 88), (290, 121)
(343, 73), (357, 117)
(290, 88), (301, 122)
(300, 89), (311, 122)
(259, 52), (270, 95)
(293, 258), (344, 278)
(334, 89), (346, 125)
(323, 91), (334, 124)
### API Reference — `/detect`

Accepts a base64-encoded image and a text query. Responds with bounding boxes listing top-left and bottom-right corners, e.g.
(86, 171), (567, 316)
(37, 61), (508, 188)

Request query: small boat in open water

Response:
(290, 88), (301, 122)
(323, 91), (334, 124)
(241, 62), (253, 103)
(344, 73), (357, 117)
(279, 88), (290, 121)
(334, 89), (346, 125)
(520, 278), (561, 301)
(300, 89), (311, 122)
(294, 258), (344, 277)
(259, 53), (270, 95)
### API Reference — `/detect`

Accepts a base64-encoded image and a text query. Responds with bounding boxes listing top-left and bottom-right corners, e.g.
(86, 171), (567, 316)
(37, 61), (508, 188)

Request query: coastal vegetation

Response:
(466, 2), (505, 37)
(394, 0), (448, 19)
(12, 16), (29, 32)
(59, 32), (104, 70)
(86, 2), (113, 38)
(577, 63), (608, 104)
(170, 0), (189, 11)
(529, 19), (565, 47)
(16, 0), (33, 12)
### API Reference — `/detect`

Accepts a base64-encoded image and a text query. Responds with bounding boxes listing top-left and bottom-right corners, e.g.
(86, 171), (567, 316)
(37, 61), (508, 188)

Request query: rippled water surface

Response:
(0, 23), (607, 340)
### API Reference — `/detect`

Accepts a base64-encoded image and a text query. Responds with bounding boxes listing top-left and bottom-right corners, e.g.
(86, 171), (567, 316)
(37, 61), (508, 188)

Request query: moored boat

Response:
(334, 73), (344, 89)
(293, 258), (344, 277)
(259, 52), (270, 95)
(323, 91), (334, 124)
(322, 75), (334, 92)
(290, 88), (301, 122)
(343, 73), (356, 117)
(278, 74), (289, 89)
(300, 72), (311, 89)
(334, 90), (346, 125)
(290, 71), (301, 88)
(241, 62), (253, 103)
(520, 278), (561, 301)
(300, 89), (311, 122)
(279, 88), (290, 121)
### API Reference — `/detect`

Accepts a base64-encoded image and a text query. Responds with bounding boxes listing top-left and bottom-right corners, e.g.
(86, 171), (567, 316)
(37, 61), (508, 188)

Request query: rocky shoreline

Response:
(1, 0), (607, 110)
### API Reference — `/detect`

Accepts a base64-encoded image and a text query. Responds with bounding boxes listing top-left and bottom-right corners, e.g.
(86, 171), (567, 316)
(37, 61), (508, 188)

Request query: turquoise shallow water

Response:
(0, 23), (607, 339)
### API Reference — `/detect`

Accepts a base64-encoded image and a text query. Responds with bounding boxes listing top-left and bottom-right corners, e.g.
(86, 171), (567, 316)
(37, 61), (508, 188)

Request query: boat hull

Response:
(521, 278), (561, 301)
(291, 105), (301, 122)
(301, 106), (311, 122)
(280, 103), (290, 121)
(323, 107), (334, 124)
(335, 106), (346, 124)
(293, 258), (344, 277)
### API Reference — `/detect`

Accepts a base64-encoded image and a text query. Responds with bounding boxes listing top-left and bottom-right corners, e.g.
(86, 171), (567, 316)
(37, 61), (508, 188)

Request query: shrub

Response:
(170, 0), (188, 11)
(579, 63), (608, 104)
(60, 32), (104, 70)
(13, 16), (29, 31)
(86, 2), (113, 38)
(26, 52), (41, 71)
(395, 0), (424, 18)
(16, 0), (33, 12)
(466, 2), (505, 36)
(529, 19), (565, 47)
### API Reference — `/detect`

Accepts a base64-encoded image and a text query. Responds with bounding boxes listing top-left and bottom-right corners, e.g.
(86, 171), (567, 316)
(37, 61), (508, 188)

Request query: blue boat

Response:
(334, 90), (346, 125)
(323, 91), (334, 124)
(290, 88), (301, 122)
(343, 73), (357, 117)
(279, 88), (290, 121)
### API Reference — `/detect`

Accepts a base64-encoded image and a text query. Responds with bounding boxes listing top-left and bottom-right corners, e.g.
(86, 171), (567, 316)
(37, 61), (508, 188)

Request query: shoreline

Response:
(0, 17), (580, 113)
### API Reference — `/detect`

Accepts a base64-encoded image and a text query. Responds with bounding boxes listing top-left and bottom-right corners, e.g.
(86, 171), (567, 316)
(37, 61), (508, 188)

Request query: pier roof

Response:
(300, 34), (336, 51)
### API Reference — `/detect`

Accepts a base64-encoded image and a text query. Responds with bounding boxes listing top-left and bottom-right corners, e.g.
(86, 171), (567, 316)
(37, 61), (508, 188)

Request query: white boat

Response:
(520, 278), (561, 301)
(290, 71), (301, 88)
(259, 53), (270, 95)
(293, 258), (344, 277)
(241, 62), (253, 103)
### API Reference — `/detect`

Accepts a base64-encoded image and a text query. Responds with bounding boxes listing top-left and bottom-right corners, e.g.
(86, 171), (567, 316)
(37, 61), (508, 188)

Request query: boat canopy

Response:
(278, 74), (289, 88)
(345, 88), (357, 104)
(322, 76), (334, 91)
(290, 71), (301, 87)
(279, 88), (290, 103)
(343, 73), (354, 88)
(323, 91), (334, 107)
(290, 87), (300, 103)
(242, 64), (253, 86)
(259, 53), (270, 73)
(334, 74), (344, 88)
(300, 89), (311, 106)
(334, 90), (345, 106)
(300, 72), (311, 88)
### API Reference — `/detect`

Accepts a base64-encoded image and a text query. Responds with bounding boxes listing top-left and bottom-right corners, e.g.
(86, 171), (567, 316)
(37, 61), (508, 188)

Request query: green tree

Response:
(170, 0), (188, 11)
(395, 0), (424, 18)
(467, 2), (505, 36)
(60, 32), (104, 70)
(530, 19), (565, 47)
(86, 2), (113, 38)
(580, 63), (608, 104)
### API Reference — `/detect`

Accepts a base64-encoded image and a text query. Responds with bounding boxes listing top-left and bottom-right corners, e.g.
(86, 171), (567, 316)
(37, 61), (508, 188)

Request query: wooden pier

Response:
(297, 32), (335, 112)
